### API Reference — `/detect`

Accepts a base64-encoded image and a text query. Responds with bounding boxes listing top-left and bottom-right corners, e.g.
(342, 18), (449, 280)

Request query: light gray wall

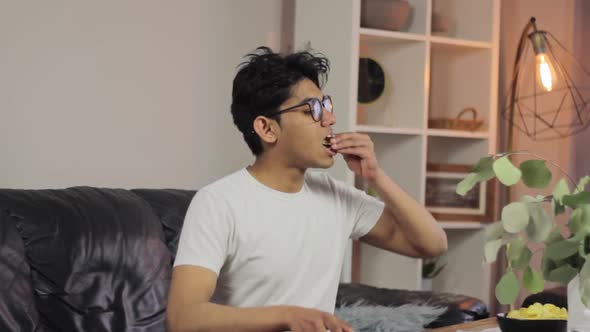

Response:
(293, 0), (356, 183)
(0, 0), (284, 189)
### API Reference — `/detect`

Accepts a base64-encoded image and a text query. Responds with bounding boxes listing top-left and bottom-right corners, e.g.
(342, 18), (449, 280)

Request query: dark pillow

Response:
(0, 187), (171, 331)
(0, 208), (40, 331)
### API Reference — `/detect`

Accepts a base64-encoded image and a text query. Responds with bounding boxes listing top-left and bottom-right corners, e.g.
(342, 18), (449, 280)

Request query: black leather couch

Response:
(0, 187), (488, 331)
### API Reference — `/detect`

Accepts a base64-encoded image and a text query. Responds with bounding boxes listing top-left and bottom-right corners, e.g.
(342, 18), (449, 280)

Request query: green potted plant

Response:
(455, 152), (590, 329)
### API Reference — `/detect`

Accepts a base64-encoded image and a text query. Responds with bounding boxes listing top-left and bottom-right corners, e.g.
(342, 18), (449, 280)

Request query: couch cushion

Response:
(0, 187), (171, 331)
(131, 189), (195, 259)
(0, 208), (40, 331)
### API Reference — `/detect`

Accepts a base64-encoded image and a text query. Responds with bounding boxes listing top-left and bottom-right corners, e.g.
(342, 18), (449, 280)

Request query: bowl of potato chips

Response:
(497, 302), (567, 332)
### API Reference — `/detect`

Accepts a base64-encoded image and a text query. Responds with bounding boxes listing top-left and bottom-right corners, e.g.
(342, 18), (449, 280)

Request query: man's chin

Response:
(317, 157), (335, 169)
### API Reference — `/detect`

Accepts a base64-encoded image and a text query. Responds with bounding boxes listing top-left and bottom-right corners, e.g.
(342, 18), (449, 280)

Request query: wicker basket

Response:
(428, 107), (483, 131)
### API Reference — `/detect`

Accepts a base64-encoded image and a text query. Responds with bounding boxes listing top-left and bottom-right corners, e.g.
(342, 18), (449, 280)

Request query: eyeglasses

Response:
(270, 95), (333, 122)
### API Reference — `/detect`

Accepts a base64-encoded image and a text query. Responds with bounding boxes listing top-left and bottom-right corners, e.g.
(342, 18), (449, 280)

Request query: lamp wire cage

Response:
(503, 17), (590, 141)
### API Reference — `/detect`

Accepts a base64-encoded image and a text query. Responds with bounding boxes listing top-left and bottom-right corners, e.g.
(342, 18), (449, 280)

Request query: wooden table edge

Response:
(424, 317), (498, 332)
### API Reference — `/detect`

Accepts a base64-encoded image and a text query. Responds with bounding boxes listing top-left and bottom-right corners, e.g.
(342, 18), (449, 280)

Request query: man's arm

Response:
(331, 133), (447, 257)
(166, 265), (354, 332)
(360, 168), (447, 257)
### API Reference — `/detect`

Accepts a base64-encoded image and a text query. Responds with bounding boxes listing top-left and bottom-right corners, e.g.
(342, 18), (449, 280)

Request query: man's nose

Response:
(321, 109), (336, 127)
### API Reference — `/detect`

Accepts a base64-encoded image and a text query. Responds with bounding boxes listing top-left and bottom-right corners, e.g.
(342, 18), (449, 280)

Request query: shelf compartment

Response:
(358, 37), (426, 129)
(369, 133), (423, 200)
(429, 45), (492, 131)
(427, 136), (488, 165)
(431, 0), (494, 42)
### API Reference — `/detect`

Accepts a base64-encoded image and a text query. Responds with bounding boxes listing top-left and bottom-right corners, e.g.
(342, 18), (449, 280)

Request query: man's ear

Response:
(252, 116), (279, 144)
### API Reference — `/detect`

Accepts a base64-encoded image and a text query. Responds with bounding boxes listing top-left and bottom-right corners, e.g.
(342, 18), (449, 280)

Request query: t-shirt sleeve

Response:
(173, 188), (233, 275)
(327, 175), (385, 240)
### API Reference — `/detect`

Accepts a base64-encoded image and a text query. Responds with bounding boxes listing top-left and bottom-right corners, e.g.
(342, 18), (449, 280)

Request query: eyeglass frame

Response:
(269, 95), (333, 122)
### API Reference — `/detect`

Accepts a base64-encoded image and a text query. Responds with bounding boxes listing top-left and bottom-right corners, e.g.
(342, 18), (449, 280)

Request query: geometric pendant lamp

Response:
(503, 17), (590, 140)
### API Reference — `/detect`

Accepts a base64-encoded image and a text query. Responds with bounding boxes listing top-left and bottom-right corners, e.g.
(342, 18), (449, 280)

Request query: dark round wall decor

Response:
(358, 57), (385, 103)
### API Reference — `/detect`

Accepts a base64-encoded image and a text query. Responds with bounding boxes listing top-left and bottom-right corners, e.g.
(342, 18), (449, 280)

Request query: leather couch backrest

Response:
(0, 187), (195, 332)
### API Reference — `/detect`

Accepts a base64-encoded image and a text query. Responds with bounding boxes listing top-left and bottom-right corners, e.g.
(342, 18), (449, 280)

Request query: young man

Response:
(167, 47), (447, 332)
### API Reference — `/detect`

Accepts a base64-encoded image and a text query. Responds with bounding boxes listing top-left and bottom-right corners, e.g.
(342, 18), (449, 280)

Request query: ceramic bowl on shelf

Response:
(496, 313), (566, 332)
(360, 0), (413, 31)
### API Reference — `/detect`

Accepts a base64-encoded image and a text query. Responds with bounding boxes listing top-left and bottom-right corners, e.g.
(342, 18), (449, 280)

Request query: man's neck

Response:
(247, 155), (306, 194)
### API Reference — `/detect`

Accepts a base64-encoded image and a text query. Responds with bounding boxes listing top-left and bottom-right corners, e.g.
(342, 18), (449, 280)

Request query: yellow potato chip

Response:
(506, 302), (567, 320)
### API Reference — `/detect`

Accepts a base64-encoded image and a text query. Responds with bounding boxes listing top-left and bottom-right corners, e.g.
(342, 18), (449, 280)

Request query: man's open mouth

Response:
(322, 134), (334, 148)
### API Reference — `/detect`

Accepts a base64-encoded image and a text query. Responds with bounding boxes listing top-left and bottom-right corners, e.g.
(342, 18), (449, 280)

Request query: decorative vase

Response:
(360, 0), (413, 32)
(568, 275), (590, 332)
(421, 278), (433, 291)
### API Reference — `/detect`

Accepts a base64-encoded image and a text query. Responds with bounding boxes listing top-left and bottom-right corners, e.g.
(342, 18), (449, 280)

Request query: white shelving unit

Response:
(294, 0), (500, 306)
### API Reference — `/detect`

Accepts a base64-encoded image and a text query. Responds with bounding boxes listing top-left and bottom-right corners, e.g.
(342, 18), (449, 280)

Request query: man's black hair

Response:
(231, 46), (330, 156)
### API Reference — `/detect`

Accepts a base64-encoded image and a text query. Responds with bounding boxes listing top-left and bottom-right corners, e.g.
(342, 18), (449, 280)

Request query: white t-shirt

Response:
(173, 168), (385, 313)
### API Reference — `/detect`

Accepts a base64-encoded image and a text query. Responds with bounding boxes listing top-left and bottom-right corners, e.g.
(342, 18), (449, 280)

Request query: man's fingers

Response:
(337, 317), (354, 332)
(328, 313), (353, 332)
(333, 133), (371, 145)
(332, 141), (367, 150)
(325, 317), (343, 332)
(291, 325), (303, 332)
(331, 136), (372, 151)
(337, 147), (369, 158)
(314, 320), (326, 332)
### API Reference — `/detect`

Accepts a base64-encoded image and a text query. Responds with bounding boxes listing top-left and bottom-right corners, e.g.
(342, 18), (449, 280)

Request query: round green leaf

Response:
(471, 156), (493, 172)
(493, 156), (522, 186)
(456, 173), (479, 196)
(526, 203), (553, 242)
(544, 227), (564, 244)
(507, 237), (525, 261)
(563, 191), (590, 207)
(523, 266), (545, 293)
(471, 156), (495, 181)
(569, 206), (590, 235)
(512, 246), (532, 270)
(545, 239), (579, 260)
(506, 236), (531, 270)
(485, 222), (505, 241)
(496, 271), (520, 305)
(519, 160), (552, 188)
(553, 179), (571, 203)
(485, 239), (503, 263)
(541, 255), (556, 280)
(547, 264), (578, 284)
(521, 195), (544, 203)
(501, 202), (530, 233)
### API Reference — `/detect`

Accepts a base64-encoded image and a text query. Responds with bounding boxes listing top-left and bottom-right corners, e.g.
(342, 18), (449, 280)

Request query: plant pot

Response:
(568, 275), (590, 332)
(421, 278), (433, 291)
(360, 0), (413, 32)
